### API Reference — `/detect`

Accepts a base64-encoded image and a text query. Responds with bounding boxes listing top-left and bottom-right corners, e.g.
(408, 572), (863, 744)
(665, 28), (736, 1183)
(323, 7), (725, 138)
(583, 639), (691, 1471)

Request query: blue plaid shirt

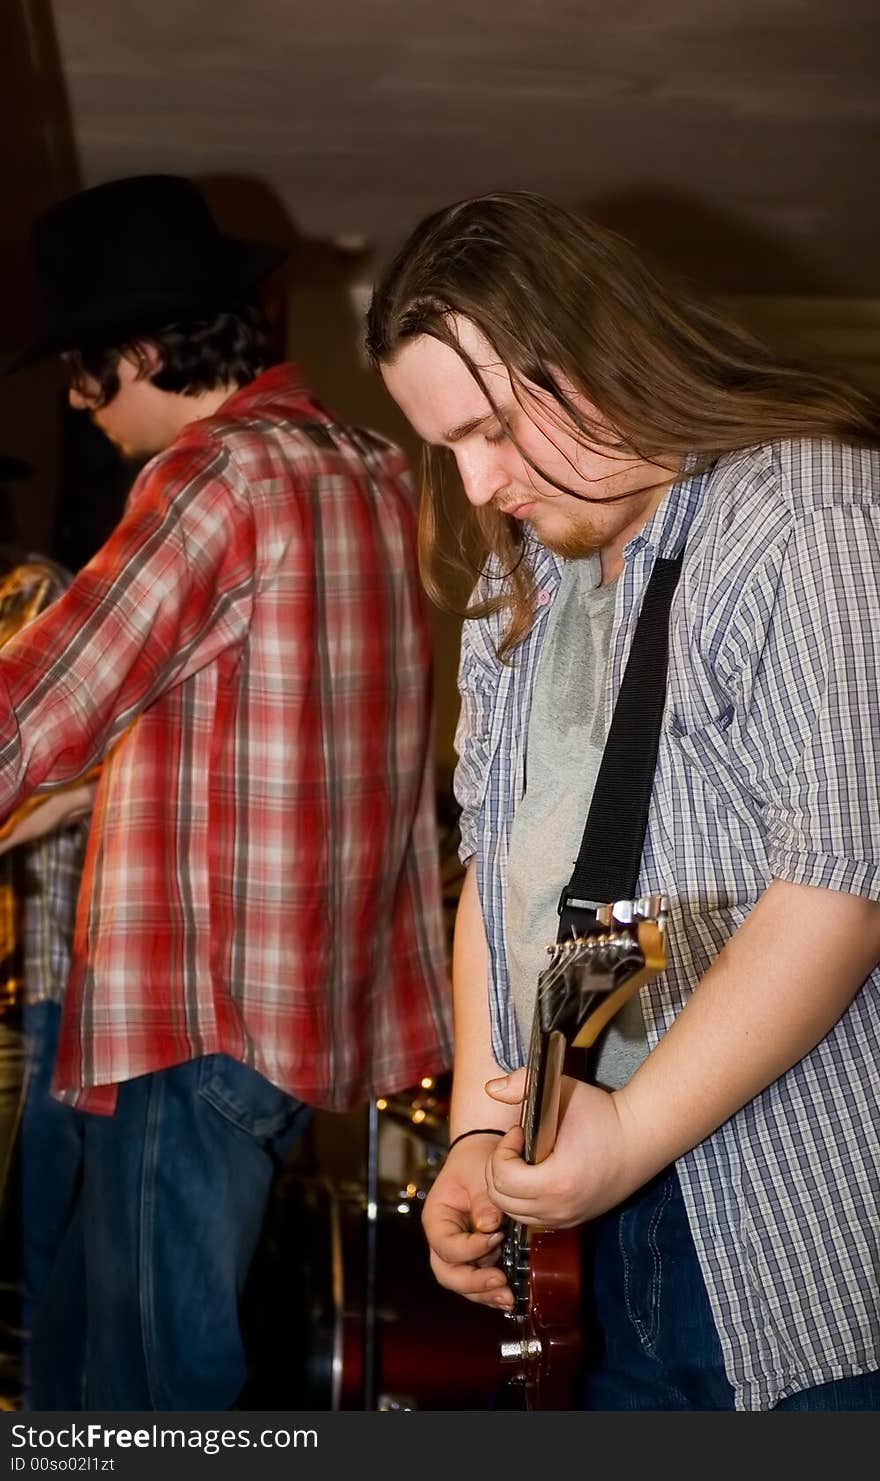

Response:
(455, 438), (880, 1410)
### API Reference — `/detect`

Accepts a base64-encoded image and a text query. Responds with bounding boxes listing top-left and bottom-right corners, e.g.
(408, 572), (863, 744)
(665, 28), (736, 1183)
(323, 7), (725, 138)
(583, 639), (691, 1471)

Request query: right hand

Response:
(422, 1133), (514, 1310)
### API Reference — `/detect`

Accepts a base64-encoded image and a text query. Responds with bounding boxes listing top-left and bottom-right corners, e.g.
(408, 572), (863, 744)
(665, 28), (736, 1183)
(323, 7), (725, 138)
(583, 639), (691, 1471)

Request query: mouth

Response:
(498, 500), (536, 520)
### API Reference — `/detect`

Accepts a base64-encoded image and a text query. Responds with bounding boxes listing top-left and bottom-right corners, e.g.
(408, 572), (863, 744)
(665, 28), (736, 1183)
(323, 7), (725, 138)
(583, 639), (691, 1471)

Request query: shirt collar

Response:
(218, 361), (309, 415)
(527, 537), (564, 598)
(623, 456), (715, 563)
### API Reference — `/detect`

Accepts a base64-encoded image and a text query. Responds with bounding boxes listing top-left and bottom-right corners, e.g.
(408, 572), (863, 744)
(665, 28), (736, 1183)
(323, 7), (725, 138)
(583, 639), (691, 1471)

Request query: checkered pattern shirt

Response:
(0, 365), (452, 1113)
(20, 823), (87, 1007)
(455, 439), (880, 1410)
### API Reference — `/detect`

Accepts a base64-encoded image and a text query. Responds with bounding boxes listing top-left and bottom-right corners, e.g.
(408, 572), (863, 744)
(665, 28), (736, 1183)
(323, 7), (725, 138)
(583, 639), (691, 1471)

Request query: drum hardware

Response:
(276, 1068), (499, 1410)
(363, 1088), (442, 1407)
(362, 1098), (380, 1412)
(289, 1175), (500, 1410)
(375, 1074), (451, 1148)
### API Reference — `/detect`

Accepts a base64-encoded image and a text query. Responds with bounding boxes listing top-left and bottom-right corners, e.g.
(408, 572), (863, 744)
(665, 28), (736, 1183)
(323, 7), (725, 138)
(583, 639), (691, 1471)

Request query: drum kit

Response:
(275, 1073), (502, 1412)
(250, 791), (502, 1410)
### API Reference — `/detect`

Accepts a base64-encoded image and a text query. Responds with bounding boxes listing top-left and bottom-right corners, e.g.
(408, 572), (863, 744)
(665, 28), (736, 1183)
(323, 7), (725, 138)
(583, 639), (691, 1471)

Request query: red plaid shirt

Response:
(0, 365), (452, 1112)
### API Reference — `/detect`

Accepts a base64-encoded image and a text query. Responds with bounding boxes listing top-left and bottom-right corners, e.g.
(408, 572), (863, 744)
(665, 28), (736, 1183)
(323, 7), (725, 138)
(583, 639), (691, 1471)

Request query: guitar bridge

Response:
(501, 1224), (531, 1319)
(500, 1337), (542, 1362)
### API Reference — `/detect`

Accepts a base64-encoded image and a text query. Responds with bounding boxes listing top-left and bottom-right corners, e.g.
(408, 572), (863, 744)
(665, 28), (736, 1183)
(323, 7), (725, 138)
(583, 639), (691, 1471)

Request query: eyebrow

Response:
(442, 408), (506, 444)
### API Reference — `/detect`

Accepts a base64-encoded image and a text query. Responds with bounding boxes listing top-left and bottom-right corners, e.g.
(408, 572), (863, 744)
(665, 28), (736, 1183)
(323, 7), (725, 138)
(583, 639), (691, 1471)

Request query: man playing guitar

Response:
(368, 191), (880, 1411)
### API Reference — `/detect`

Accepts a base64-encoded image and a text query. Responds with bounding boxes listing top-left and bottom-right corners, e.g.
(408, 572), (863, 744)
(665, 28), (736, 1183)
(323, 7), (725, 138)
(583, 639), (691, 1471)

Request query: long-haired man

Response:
(368, 191), (880, 1410)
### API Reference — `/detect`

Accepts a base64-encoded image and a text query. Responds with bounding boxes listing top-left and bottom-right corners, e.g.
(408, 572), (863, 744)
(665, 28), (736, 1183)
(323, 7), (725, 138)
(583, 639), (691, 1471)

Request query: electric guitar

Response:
(498, 894), (668, 1409)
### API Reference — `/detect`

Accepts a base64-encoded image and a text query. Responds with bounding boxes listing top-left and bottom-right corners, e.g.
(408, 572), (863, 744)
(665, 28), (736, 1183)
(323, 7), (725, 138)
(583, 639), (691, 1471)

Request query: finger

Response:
(485, 1067), (527, 1104)
(430, 1251), (513, 1306)
(484, 1174), (575, 1225)
(465, 1285), (515, 1312)
(425, 1209), (505, 1265)
(490, 1209), (555, 1230)
(471, 1189), (505, 1234)
(486, 1127), (545, 1202)
(486, 1143), (564, 1218)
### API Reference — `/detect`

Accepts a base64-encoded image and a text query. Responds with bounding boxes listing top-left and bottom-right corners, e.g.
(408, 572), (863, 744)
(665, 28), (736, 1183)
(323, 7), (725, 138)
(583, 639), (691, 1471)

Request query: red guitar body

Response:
(525, 1227), (584, 1408)
(499, 1222), (584, 1409)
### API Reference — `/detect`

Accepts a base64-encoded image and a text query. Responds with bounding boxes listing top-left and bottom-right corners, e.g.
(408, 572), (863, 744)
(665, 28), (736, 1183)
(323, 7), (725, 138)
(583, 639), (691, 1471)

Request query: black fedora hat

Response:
(8, 174), (288, 372)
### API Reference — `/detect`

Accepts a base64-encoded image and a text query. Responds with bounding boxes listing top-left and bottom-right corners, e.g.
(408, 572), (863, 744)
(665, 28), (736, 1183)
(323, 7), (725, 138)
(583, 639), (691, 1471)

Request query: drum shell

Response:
(288, 1177), (502, 1410)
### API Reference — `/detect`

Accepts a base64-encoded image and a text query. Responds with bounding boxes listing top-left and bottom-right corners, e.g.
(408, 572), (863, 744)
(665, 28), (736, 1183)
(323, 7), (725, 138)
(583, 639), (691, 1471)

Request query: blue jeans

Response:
(21, 1002), (83, 1344)
(24, 1015), (310, 1411)
(582, 1166), (880, 1411)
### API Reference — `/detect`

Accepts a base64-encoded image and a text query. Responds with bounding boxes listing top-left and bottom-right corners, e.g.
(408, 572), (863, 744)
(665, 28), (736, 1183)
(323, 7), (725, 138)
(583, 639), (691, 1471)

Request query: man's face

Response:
(381, 315), (675, 562)
(66, 351), (172, 460)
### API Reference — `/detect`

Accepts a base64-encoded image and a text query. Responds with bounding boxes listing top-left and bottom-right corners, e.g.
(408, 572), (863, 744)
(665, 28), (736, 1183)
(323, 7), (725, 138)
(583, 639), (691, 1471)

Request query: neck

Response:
(599, 466), (679, 583)
(165, 382), (242, 443)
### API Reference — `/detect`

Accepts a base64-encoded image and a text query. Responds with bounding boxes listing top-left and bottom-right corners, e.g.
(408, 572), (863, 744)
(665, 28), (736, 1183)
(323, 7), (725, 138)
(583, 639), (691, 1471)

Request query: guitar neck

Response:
(501, 906), (669, 1387)
(520, 1017), (568, 1166)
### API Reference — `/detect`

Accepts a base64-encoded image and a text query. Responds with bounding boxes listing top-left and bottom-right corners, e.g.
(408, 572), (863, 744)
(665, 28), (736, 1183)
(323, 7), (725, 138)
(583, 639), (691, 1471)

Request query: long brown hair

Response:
(367, 191), (878, 656)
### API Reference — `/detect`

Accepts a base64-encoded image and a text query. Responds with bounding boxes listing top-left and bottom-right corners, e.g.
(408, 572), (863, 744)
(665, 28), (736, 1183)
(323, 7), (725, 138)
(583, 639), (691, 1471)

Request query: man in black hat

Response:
(1, 174), (451, 1411)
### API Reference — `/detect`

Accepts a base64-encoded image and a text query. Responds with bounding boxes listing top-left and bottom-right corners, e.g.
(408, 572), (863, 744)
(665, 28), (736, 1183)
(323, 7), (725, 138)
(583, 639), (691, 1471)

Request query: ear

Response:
(121, 340), (165, 379)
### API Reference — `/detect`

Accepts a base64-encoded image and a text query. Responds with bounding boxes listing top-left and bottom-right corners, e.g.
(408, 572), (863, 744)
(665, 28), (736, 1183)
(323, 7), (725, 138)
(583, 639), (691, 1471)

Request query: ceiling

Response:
(50, 0), (880, 295)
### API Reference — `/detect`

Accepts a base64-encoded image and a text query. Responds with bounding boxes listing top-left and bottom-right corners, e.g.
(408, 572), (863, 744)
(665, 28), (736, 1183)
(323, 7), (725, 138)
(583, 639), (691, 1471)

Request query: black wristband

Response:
(446, 1127), (505, 1154)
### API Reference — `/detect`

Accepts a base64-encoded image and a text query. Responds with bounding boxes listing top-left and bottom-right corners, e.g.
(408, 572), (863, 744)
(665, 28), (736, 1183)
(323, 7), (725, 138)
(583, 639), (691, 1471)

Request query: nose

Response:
(455, 445), (509, 508)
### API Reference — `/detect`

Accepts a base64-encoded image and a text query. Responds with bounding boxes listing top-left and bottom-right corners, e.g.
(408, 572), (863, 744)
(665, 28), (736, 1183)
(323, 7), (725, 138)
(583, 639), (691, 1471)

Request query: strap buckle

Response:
(556, 886), (600, 942)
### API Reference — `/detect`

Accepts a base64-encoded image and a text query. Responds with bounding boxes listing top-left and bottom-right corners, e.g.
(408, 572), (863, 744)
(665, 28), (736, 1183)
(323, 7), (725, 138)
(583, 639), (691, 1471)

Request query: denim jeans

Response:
(24, 1010), (310, 1411)
(21, 1002), (83, 1344)
(582, 1165), (880, 1411)
(0, 1013), (25, 1207)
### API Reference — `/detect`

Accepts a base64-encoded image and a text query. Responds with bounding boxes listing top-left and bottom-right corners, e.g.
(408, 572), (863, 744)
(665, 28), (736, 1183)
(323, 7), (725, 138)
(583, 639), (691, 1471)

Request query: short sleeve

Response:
(753, 504), (880, 899)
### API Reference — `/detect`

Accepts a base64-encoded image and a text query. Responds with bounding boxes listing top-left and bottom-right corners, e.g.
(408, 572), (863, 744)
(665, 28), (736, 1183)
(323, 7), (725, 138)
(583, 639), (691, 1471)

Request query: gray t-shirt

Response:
(505, 554), (648, 1089)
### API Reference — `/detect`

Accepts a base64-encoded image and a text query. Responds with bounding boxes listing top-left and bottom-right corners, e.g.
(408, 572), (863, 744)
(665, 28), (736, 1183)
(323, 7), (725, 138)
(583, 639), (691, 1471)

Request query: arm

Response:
(0, 777), (97, 855)
(421, 859), (518, 1307)
(487, 878), (880, 1225)
(448, 860), (520, 1143)
(0, 443), (255, 817)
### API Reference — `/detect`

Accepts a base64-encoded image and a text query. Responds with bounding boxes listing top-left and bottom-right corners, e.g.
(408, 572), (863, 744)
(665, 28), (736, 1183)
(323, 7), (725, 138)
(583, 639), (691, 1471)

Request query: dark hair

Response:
(67, 300), (273, 407)
(367, 191), (879, 655)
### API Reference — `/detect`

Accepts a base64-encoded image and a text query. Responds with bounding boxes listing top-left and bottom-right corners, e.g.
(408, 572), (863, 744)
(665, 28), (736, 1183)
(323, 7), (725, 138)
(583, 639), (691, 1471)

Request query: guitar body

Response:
(527, 1228), (584, 1408)
(499, 1226), (582, 1409)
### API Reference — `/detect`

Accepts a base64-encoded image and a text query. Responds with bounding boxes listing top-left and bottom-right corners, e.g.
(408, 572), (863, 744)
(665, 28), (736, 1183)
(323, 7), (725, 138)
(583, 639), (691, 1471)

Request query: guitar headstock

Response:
(535, 894), (667, 1047)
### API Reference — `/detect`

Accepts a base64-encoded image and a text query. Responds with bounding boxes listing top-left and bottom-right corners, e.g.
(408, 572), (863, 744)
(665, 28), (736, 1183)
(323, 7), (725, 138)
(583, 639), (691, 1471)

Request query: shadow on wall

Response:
(581, 184), (880, 381)
(0, 0), (80, 554)
(582, 184), (858, 297)
(198, 172), (418, 447)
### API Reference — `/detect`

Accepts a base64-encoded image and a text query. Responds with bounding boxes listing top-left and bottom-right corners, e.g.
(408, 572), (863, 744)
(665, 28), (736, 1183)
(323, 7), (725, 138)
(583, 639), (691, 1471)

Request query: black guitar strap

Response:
(557, 553), (683, 943)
